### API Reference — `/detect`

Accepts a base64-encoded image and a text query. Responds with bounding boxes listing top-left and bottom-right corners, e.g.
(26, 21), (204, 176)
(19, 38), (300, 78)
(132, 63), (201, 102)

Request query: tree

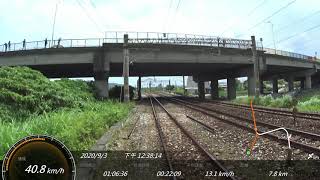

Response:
(243, 80), (248, 90)
(236, 79), (243, 91)
(165, 85), (175, 91)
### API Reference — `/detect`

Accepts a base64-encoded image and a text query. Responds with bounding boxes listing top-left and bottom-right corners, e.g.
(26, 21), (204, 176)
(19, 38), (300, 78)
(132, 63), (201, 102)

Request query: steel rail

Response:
(206, 98), (320, 121)
(170, 97), (320, 141)
(152, 96), (237, 180)
(149, 97), (176, 180)
(166, 97), (320, 156)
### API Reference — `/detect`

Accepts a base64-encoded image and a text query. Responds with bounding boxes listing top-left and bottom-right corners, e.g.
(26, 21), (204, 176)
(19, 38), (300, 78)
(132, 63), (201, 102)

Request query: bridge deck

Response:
(0, 31), (317, 61)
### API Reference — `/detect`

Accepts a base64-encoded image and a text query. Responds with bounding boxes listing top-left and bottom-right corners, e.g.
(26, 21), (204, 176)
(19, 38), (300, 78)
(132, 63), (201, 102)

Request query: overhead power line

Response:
(266, 23), (320, 46)
(75, 0), (103, 33)
(220, 0), (268, 36)
(169, 0), (181, 31)
(162, 0), (174, 32)
(300, 38), (320, 50)
(175, 0), (181, 13)
(235, 0), (297, 38)
(248, 0), (297, 31)
(247, 0), (268, 16)
(275, 9), (320, 33)
(86, 0), (111, 30)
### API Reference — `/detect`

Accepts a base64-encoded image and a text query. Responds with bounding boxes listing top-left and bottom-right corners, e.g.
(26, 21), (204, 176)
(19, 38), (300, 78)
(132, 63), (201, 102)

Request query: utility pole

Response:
(123, 34), (130, 102)
(267, 21), (276, 54)
(51, 1), (59, 47)
(251, 36), (260, 97)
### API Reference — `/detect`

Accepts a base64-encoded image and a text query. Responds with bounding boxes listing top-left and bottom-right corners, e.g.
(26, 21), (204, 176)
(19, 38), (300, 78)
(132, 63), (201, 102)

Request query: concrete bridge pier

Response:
(305, 75), (312, 89)
(93, 48), (110, 99)
(272, 78), (278, 94)
(94, 71), (109, 99)
(227, 78), (236, 100)
(300, 79), (305, 90)
(288, 77), (294, 92)
(198, 81), (205, 99)
(210, 80), (219, 99)
(259, 80), (264, 94)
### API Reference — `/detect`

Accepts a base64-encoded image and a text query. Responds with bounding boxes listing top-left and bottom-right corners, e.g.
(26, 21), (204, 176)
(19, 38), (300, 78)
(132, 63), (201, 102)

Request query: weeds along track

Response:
(149, 96), (237, 180)
(164, 96), (320, 157)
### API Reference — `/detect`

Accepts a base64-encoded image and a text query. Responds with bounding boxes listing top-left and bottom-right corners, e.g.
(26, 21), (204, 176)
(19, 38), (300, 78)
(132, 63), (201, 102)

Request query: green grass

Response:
(219, 89), (227, 97)
(0, 100), (133, 160)
(0, 67), (134, 160)
(174, 87), (189, 95)
(234, 95), (294, 108)
(237, 90), (247, 96)
(298, 97), (320, 112)
(233, 89), (320, 112)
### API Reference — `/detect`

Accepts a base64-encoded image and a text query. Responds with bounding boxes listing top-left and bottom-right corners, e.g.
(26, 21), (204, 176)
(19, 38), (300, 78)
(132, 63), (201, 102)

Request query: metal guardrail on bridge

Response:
(0, 31), (252, 52)
(0, 31), (316, 61)
(262, 48), (315, 61)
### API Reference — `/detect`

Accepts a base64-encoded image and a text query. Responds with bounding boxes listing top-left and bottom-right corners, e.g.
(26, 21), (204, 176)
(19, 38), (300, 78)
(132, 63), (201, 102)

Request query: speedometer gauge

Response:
(2, 135), (76, 180)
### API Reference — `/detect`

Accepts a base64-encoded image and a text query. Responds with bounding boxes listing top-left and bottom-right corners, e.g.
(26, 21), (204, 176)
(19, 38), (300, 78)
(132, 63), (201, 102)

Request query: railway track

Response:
(163, 96), (320, 157)
(204, 98), (320, 121)
(149, 96), (237, 180)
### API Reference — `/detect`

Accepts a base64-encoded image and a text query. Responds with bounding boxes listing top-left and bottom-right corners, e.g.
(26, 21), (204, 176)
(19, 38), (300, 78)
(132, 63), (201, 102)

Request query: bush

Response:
(0, 67), (93, 121)
(109, 85), (135, 100)
(174, 87), (187, 95)
(166, 85), (175, 91)
(55, 78), (94, 103)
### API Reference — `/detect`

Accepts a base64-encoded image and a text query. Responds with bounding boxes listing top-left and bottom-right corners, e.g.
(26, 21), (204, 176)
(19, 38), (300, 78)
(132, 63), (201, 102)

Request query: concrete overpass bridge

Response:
(0, 31), (319, 99)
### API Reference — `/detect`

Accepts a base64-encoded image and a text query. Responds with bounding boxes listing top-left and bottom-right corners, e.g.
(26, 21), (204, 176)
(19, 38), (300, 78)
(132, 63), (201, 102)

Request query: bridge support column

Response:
(272, 78), (278, 94)
(288, 77), (294, 92)
(248, 75), (255, 96)
(137, 76), (142, 100)
(94, 72), (109, 100)
(259, 80), (264, 94)
(305, 75), (312, 89)
(198, 81), (205, 99)
(210, 80), (219, 99)
(93, 47), (110, 100)
(227, 78), (236, 100)
(300, 79), (305, 90)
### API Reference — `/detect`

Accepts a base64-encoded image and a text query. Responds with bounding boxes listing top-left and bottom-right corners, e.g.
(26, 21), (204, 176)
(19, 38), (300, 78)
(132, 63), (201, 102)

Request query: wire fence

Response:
(0, 31), (316, 61)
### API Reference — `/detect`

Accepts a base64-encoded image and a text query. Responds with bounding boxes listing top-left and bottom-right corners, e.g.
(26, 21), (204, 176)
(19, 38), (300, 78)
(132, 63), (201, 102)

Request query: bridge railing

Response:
(0, 31), (317, 61)
(262, 48), (315, 61)
(0, 32), (253, 52)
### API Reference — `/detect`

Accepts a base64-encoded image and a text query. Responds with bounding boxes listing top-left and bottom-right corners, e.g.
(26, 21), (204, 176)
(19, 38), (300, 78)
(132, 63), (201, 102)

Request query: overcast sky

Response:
(1, 0), (319, 86)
